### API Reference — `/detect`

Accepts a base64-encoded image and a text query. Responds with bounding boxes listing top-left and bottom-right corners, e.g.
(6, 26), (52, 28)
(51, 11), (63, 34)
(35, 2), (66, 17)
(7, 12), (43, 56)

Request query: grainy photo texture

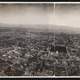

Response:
(0, 3), (80, 76)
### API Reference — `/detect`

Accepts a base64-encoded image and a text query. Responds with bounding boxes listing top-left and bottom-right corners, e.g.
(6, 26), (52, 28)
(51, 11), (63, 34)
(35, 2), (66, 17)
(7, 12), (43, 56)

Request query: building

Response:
(50, 44), (67, 53)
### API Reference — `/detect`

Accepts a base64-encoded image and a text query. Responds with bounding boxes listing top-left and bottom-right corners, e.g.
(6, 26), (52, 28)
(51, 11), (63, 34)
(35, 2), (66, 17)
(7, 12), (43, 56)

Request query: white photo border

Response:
(0, 2), (79, 78)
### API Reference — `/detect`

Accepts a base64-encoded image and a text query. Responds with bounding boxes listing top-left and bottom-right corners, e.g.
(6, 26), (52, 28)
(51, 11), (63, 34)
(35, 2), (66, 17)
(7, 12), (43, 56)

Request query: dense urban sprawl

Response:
(0, 27), (80, 76)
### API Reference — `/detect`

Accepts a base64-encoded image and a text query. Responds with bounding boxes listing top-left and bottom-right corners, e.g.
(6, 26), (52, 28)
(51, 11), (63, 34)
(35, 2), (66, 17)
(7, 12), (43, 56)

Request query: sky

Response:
(0, 4), (53, 25)
(54, 4), (80, 28)
(0, 4), (80, 29)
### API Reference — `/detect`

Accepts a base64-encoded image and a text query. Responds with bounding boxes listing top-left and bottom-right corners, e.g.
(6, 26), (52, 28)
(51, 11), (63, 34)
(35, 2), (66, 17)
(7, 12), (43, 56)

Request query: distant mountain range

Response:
(0, 23), (80, 34)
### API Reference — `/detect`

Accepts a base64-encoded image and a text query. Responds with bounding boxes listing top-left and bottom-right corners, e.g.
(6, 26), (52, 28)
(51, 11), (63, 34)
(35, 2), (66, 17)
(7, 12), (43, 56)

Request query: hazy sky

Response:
(0, 4), (53, 25)
(54, 4), (80, 28)
(0, 4), (80, 28)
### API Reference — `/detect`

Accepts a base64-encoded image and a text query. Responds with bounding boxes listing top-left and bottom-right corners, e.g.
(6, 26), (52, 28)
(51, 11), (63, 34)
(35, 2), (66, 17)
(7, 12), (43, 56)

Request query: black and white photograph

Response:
(0, 3), (80, 77)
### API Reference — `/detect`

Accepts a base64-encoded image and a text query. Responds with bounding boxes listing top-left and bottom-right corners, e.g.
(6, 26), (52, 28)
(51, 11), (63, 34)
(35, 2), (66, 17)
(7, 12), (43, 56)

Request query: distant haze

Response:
(0, 4), (53, 25)
(0, 4), (80, 31)
(54, 4), (80, 28)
